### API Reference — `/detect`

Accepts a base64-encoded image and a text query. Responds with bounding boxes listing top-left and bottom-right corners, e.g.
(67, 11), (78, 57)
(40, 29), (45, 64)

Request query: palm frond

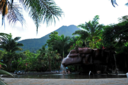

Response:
(0, 62), (7, 67)
(12, 47), (22, 52)
(95, 24), (104, 31)
(0, 33), (9, 38)
(111, 0), (118, 7)
(7, 2), (25, 25)
(85, 21), (92, 34)
(0, 80), (7, 85)
(92, 15), (99, 25)
(11, 0), (14, 8)
(72, 30), (89, 40)
(92, 15), (99, 30)
(0, 70), (13, 76)
(73, 30), (88, 35)
(77, 24), (87, 30)
(20, 0), (63, 33)
(14, 37), (21, 41)
(30, 9), (41, 34)
(77, 24), (85, 28)
(16, 43), (23, 46)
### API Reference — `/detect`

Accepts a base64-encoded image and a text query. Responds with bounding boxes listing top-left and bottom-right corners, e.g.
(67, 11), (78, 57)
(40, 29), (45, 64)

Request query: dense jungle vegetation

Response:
(0, 15), (128, 72)
(0, 0), (126, 84)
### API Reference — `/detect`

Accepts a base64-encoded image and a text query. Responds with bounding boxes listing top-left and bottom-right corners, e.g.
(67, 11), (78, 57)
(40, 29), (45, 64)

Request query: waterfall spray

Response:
(60, 53), (70, 74)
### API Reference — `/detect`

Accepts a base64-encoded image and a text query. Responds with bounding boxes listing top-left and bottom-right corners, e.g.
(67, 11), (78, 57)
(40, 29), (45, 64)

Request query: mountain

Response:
(18, 25), (80, 52)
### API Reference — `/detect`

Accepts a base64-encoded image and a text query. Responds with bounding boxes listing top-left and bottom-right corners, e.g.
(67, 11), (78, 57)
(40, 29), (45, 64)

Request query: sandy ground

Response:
(2, 78), (128, 85)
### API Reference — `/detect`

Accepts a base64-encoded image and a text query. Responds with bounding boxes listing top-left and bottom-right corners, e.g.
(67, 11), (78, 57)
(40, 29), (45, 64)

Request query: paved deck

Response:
(2, 78), (128, 85)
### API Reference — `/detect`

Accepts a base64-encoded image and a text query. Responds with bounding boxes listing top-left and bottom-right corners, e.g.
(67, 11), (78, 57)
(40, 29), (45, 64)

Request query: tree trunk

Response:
(62, 47), (64, 59)
(48, 55), (51, 71)
(63, 50), (64, 59)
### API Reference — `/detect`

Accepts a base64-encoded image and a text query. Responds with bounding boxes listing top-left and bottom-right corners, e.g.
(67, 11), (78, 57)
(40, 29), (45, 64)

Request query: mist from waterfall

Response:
(60, 63), (66, 73)
(60, 53), (70, 74)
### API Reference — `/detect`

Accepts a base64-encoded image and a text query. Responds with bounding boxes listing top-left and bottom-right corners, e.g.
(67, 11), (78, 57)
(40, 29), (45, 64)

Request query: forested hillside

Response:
(19, 25), (80, 52)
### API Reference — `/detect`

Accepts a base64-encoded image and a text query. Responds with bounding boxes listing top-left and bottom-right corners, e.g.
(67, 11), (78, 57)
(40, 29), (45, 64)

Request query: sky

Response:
(0, 0), (128, 41)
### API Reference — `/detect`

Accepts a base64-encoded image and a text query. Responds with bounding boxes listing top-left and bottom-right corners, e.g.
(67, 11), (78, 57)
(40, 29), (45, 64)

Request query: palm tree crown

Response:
(73, 15), (104, 48)
(54, 35), (70, 58)
(0, 33), (23, 53)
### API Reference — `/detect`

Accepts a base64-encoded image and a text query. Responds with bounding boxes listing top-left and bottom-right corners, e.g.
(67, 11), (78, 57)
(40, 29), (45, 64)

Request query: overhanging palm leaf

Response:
(1, 0), (63, 33)
(0, 70), (13, 85)
(0, 62), (13, 85)
(20, 0), (63, 33)
(0, 70), (13, 76)
(7, 2), (24, 25)
(32, 12), (40, 34)
(111, 0), (118, 7)
(0, 79), (7, 85)
(0, 80), (6, 85)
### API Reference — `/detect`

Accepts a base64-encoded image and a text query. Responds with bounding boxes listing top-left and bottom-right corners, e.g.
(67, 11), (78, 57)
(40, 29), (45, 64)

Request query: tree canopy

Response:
(0, 33), (23, 53)
(73, 15), (104, 48)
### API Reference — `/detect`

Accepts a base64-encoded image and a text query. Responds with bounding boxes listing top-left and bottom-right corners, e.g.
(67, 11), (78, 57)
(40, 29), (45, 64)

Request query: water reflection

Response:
(4, 72), (127, 79)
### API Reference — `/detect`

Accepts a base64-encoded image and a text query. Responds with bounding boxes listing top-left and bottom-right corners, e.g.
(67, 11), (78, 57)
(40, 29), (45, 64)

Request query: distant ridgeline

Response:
(18, 25), (80, 53)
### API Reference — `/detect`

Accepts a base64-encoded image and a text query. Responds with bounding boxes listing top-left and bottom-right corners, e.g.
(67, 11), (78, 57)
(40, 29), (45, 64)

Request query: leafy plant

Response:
(0, 62), (13, 85)
(0, 33), (23, 71)
(73, 15), (104, 49)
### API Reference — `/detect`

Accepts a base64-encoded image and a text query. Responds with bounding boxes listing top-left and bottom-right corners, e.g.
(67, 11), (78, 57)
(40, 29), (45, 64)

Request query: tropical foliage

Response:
(0, 0), (24, 25)
(54, 35), (70, 58)
(0, 33), (23, 53)
(101, 18), (128, 71)
(102, 20), (128, 49)
(73, 15), (104, 49)
(0, 0), (63, 33)
(0, 62), (13, 85)
(0, 33), (23, 71)
(47, 32), (70, 58)
(0, 14), (128, 73)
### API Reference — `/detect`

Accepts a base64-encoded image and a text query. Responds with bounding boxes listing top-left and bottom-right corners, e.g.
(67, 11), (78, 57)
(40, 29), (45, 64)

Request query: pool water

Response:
(5, 72), (127, 79)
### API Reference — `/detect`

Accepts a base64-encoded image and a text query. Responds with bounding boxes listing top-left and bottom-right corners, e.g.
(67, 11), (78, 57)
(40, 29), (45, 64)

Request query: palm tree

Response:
(0, 33), (23, 53)
(0, 0), (63, 33)
(72, 30), (89, 41)
(72, 30), (90, 47)
(73, 15), (104, 48)
(54, 35), (70, 58)
(0, 33), (23, 70)
(38, 44), (47, 66)
(38, 45), (61, 71)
